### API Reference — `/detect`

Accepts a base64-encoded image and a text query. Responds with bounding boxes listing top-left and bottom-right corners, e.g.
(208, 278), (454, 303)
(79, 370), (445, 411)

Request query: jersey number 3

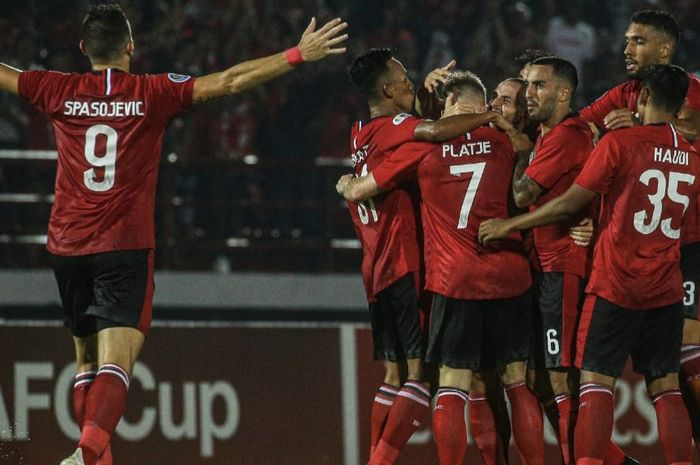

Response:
(450, 162), (485, 229)
(83, 124), (118, 192)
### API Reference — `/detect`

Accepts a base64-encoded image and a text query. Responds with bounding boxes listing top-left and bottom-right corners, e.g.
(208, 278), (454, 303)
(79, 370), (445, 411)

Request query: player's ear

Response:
(79, 40), (88, 57)
(659, 40), (672, 61)
(125, 40), (135, 57)
(558, 86), (570, 103)
(382, 82), (393, 99)
(637, 86), (650, 110)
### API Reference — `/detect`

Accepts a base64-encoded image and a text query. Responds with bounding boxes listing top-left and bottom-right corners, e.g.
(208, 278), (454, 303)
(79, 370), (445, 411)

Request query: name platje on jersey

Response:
(63, 100), (145, 118)
(653, 146), (689, 166)
(442, 140), (492, 158)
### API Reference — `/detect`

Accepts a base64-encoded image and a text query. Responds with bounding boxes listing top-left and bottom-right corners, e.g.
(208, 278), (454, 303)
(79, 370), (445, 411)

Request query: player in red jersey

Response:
(0, 4), (348, 465)
(344, 49), (506, 465)
(512, 56), (634, 465)
(339, 70), (545, 465)
(580, 10), (700, 454)
(580, 10), (700, 142)
(480, 63), (697, 465)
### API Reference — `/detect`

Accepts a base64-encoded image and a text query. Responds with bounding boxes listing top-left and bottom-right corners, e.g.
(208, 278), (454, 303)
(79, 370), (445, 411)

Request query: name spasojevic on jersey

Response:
(63, 100), (145, 118)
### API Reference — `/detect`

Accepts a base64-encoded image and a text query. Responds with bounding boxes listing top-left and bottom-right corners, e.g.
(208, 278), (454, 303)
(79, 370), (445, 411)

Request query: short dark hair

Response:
(348, 48), (393, 99)
(514, 49), (550, 70)
(531, 56), (579, 96)
(631, 10), (680, 46)
(638, 64), (689, 114)
(81, 3), (131, 63)
(444, 70), (487, 103)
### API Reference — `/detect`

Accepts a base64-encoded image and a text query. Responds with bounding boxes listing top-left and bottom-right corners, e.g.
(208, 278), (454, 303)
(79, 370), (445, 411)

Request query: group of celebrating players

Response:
(336, 8), (700, 465)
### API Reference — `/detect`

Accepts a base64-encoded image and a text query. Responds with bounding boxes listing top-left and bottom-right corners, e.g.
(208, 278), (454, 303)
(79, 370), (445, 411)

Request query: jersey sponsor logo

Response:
(63, 101), (145, 118)
(392, 113), (411, 125)
(167, 73), (192, 83)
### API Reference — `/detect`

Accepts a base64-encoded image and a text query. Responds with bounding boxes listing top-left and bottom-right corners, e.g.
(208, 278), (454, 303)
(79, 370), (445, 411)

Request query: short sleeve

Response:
(378, 113), (423, 150)
(575, 134), (621, 194)
(145, 73), (196, 120)
(525, 126), (586, 190)
(18, 70), (72, 115)
(579, 83), (630, 129)
(373, 141), (429, 190)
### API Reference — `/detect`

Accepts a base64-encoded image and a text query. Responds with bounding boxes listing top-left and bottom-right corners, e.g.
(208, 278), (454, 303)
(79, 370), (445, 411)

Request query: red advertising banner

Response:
(0, 324), (697, 465)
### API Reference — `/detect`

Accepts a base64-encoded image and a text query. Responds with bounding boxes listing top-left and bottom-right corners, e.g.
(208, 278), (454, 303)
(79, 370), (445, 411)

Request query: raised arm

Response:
(414, 111), (498, 142)
(674, 108), (700, 142)
(478, 184), (596, 244)
(192, 17), (348, 103)
(0, 63), (21, 94)
(415, 60), (455, 119)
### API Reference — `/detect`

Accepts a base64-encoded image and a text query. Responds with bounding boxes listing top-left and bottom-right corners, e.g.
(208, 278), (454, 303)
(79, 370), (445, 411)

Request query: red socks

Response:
(681, 344), (700, 456)
(652, 388), (692, 465)
(505, 382), (544, 465)
(370, 383), (399, 458)
(370, 380), (431, 465)
(79, 364), (130, 465)
(469, 392), (507, 465)
(73, 371), (96, 429)
(433, 388), (468, 465)
(574, 383), (614, 465)
(555, 393), (576, 465)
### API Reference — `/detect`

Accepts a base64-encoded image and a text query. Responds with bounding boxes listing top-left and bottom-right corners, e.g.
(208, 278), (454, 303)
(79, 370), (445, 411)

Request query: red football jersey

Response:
(684, 138), (700, 246)
(580, 72), (700, 129)
(525, 114), (592, 277)
(576, 123), (699, 309)
(373, 127), (532, 300)
(18, 69), (194, 255)
(347, 113), (423, 301)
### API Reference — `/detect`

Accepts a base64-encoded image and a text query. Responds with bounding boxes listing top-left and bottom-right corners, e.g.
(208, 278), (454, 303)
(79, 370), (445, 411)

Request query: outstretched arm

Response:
(193, 17), (348, 103)
(478, 184), (596, 244)
(0, 63), (21, 94)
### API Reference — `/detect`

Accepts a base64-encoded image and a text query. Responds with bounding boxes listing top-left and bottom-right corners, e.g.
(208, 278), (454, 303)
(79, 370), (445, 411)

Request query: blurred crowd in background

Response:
(1, 0), (699, 271)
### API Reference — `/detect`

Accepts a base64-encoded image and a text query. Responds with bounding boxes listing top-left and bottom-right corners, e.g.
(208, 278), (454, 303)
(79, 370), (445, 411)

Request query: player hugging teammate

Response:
(339, 8), (700, 465)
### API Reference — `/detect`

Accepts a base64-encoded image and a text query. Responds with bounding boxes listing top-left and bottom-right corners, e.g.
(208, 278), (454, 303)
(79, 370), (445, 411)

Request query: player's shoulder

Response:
(551, 114), (592, 141)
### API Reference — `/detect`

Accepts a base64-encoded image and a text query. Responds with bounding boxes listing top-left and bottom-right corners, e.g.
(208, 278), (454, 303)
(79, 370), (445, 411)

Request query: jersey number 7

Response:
(450, 162), (485, 229)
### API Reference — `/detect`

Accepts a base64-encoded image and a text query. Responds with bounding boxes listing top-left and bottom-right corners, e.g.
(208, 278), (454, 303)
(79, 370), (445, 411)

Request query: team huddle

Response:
(336, 9), (700, 465)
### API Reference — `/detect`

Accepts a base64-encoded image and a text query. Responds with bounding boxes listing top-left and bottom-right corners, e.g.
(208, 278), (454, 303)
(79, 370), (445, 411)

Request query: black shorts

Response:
(681, 242), (700, 320)
(426, 290), (532, 370)
(369, 273), (424, 362)
(51, 249), (155, 337)
(536, 272), (585, 369)
(576, 294), (684, 379)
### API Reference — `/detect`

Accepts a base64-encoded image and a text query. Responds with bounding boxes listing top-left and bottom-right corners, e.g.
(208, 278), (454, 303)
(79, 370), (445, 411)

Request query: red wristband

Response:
(284, 46), (304, 68)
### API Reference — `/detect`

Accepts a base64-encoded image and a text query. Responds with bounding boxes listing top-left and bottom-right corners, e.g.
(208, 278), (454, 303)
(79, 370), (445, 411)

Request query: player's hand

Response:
(297, 17), (348, 62)
(478, 218), (512, 244)
(336, 174), (353, 196)
(587, 121), (601, 145)
(490, 113), (515, 132)
(603, 109), (639, 130)
(423, 60), (456, 94)
(570, 217), (594, 247)
(441, 101), (475, 118)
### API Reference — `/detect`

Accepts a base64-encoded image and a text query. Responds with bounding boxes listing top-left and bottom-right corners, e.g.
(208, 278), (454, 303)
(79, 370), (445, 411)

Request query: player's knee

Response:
(383, 361), (402, 387)
(406, 357), (424, 381)
(501, 361), (527, 386)
(439, 365), (472, 392)
(646, 372), (680, 396)
(548, 368), (571, 395)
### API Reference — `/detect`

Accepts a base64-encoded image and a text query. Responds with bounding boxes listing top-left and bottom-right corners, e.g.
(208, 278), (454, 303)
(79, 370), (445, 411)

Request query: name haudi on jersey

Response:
(654, 146), (689, 166)
(63, 100), (145, 117)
